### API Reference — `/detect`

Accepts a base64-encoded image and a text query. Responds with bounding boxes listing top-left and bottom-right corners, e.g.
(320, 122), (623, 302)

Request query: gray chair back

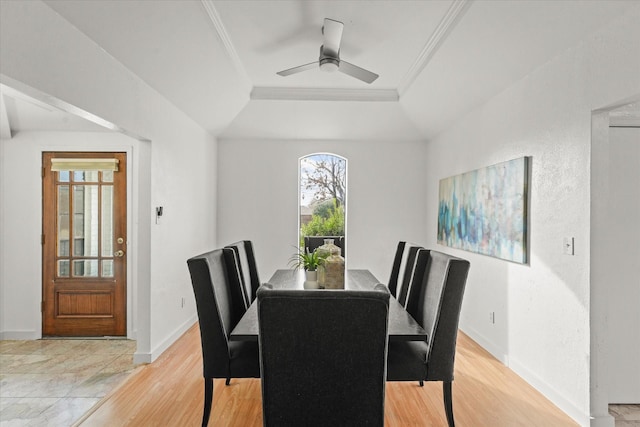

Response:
(387, 241), (406, 296)
(395, 243), (424, 306)
(225, 240), (261, 304)
(413, 250), (470, 382)
(188, 248), (237, 377)
(187, 248), (260, 426)
(257, 285), (390, 427)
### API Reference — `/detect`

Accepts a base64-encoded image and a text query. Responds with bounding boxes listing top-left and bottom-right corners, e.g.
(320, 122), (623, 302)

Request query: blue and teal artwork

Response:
(438, 157), (529, 264)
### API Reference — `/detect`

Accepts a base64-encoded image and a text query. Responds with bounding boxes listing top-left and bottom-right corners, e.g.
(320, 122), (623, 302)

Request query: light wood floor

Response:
(75, 324), (578, 426)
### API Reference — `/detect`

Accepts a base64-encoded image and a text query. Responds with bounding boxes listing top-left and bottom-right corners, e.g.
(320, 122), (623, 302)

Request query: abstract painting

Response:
(437, 157), (529, 263)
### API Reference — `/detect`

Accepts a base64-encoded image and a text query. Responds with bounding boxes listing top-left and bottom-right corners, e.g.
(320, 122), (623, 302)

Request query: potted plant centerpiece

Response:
(288, 247), (325, 289)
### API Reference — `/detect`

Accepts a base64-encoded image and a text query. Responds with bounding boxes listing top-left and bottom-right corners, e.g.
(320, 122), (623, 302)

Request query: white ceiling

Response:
(1, 0), (637, 141)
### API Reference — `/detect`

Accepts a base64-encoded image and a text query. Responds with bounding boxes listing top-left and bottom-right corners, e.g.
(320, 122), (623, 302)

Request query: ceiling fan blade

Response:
(277, 61), (319, 77)
(322, 18), (344, 57)
(338, 60), (379, 84)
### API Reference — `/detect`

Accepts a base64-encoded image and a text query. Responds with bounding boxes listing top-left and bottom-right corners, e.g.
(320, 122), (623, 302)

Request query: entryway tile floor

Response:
(610, 405), (640, 426)
(0, 338), (137, 426)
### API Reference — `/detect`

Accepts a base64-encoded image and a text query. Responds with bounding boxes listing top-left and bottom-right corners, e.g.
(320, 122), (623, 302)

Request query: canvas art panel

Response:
(438, 157), (529, 263)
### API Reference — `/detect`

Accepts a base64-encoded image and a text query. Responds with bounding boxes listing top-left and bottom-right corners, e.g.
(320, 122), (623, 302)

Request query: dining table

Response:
(229, 269), (428, 342)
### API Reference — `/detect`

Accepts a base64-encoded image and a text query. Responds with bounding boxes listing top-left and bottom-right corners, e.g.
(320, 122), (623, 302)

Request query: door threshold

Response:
(41, 336), (131, 340)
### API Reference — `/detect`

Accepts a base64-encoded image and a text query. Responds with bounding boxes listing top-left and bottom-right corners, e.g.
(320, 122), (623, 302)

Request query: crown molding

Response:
(250, 87), (399, 102)
(397, 0), (472, 97)
(201, 0), (252, 92)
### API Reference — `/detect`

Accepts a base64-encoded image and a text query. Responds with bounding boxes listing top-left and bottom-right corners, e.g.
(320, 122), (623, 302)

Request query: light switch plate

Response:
(563, 237), (574, 255)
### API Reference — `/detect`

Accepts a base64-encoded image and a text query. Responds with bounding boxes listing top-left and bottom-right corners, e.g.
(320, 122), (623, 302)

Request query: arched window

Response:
(299, 153), (347, 259)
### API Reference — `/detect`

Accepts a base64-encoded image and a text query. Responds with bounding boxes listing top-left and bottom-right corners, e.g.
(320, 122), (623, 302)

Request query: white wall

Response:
(0, 132), (137, 338)
(0, 1), (219, 362)
(606, 126), (640, 404)
(217, 138), (428, 284)
(414, 7), (640, 427)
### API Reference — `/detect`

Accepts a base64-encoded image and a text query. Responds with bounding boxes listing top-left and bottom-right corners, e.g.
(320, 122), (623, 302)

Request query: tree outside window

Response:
(299, 153), (346, 247)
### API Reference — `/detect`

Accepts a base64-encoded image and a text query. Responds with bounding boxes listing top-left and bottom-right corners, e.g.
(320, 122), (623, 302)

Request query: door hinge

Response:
(41, 234), (45, 245)
(42, 167), (46, 178)
(41, 301), (45, 312)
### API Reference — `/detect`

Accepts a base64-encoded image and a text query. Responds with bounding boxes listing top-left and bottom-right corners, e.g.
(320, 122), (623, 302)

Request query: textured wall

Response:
(420, 8), (640, 426)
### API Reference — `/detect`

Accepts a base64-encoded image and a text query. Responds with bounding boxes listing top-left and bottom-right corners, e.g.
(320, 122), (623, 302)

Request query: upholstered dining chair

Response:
(225, 240), (261, 304)
(388, 241), (425, 301)
(386, 250), (470, 427)
(395, 244), (425, 307)
(387, 241), (407, 296)
(257, 284), (390, 426)
(187, 248), (261, 427)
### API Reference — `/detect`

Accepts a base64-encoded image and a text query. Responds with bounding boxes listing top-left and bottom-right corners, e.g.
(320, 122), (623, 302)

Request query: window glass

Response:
(299, 153), (346, 254)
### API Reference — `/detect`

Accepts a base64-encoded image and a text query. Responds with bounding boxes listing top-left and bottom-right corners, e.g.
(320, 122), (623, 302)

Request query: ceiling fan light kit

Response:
(319, 57), (339, 72)
(277, 18), (378, 84)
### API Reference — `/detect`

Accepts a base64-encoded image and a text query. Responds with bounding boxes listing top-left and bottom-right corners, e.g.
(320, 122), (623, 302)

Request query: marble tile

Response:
(610, 404), (640, 426)
(67, 371), (131, 398)
(69, 339), (135, 355)
(1, 373), (90, 398)
(0, 341), (25, 355)
(0, 397), (60, 425)
(42, 353), (119, 376)
(0, 338), (135, 426)
(0, 354), (56, 374)
(101, 353), (135, 375)
(26, 397), (101, 426)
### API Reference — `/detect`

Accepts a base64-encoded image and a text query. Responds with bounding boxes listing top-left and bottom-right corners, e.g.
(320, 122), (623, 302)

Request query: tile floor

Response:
(610, 404), (640, 427)
(0, 338), (136, 426)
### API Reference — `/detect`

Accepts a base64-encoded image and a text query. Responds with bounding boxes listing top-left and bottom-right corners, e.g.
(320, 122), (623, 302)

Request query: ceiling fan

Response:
(276, 18), (379, 84)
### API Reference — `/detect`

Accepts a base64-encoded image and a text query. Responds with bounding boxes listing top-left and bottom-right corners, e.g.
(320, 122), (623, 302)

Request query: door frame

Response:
(42, 151), (127, 337)
(590, 95), (640, 423)
(38, 143), (138, 340)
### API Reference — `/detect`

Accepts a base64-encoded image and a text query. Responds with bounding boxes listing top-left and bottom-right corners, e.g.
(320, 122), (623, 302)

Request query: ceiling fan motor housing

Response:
(319, 45), (340, 72)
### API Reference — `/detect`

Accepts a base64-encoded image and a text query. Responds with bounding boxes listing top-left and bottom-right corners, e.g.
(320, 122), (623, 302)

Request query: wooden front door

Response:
(42, 152), (127, 337)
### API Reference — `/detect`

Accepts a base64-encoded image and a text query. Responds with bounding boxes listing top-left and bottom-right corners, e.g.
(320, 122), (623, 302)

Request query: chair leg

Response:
(225, 377), (231, 386)
(202, 378), (213, 427)
(443, 381), (455, 427)
(419, 380), (424, 387)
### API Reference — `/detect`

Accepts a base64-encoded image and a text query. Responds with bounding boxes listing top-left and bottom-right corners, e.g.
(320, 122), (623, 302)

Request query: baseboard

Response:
(0, 330), (40, 340)
(459, 325), (509, 365)
(461, 326), (591, 426)
(509, 356), (590, 426)
(133, 314), (197, 365)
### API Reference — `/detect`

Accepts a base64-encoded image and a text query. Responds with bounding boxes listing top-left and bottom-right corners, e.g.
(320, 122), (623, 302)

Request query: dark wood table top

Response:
(230, 269), (427, 342)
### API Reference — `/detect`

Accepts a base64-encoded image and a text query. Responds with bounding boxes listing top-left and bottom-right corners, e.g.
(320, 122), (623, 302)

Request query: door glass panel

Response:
(57, 260), (70, 277)
(102, 186), (113, 257)
(58, 171), (70, 182)
(50, 157), (123, 283)
(73, 260), (99, 277)
(57, 185), (70, 257)
(102, 170), (114, 183)
(74, 170), (98, 182)
(102, 260), (114, 278)
(73, 185), (99, 257)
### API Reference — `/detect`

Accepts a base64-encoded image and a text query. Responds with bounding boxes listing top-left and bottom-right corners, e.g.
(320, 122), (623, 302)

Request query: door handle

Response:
(114, 250), (125, 257)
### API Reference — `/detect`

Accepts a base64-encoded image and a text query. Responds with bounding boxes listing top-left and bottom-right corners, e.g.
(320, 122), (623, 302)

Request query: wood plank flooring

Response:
(76, 324), (578, 426)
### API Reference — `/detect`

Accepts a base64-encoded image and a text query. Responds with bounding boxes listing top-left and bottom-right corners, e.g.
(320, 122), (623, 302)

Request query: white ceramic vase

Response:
(304, 270), (319, 289)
